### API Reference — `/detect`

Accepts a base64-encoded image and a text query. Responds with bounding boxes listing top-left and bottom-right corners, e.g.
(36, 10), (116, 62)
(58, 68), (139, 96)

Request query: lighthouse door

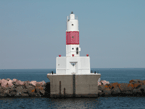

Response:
(70, 62), (78, 74)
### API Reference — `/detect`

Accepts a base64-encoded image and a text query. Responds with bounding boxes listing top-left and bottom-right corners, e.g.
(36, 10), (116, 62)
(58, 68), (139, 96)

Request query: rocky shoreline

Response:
(98, 79), (145, 97)
(0, 78), (145, 97)
(0, 79), (50, 97)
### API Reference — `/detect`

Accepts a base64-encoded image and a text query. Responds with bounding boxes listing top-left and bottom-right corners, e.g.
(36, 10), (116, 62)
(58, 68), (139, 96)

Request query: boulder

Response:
(24, 81), (31, 89)
(7, 80), (13, 87)
(9, 88), (17, 97)
(40, 89), (45, 96)
(21, 93), (29, 97)
(27, 87), (36, 97)
(6, 78), (11, 81)
(13, 79), (18, 82)
(36, 81), (46, 87)
(101, 80), (110, 85)
(141, 80), (145, 85)
(1, 79), (8, 88)
(98, 85), (106, 91)
(15, 86), (24, 96)
(127, 83), (134, 91)
(35, 86), (45, 96)
(140, 85), (145, 93)
(122, 91), (133, 95)
(133, 88), (142, 96)
(110, 82), (119, 89)
(30, 81), (37, 87)
(0, 88), (5, 96)
(118, 83), (132, 92)
(98, 82), (101, 86)
(133, 83), (141, 89)
(16, 86), (24, 92)
(0, 79), (2, 84)
(15, 80), (24, 86)
(129, 79), (141, 84)
(98, 91), (104, 97)
(3, 89), (10, 96)
(111, 87), (121, 95)
(103, 88), (111, 96)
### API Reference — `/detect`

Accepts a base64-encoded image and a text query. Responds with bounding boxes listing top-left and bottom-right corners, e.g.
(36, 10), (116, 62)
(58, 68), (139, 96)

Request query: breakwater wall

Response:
(0, 79), (50, 97)
(0, 78), (145, 97)
(98, 79), (145, 97)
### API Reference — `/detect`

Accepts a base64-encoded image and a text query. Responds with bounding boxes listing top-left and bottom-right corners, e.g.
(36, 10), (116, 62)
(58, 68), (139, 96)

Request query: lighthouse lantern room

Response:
(56, 12), (90, 75)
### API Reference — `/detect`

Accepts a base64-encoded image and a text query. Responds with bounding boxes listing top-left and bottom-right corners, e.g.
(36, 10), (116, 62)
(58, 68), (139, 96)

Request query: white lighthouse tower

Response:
(47, 12), (101, 98)
(56, 12), (90, 74)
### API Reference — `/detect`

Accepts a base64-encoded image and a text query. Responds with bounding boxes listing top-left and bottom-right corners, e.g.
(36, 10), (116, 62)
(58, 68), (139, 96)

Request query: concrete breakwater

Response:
(0, 79), (50, 97)
(98, 79), (145, 97)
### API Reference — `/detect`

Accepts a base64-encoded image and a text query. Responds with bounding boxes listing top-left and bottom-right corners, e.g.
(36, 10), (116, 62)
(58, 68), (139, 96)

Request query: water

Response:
(0, 68), (145, 109)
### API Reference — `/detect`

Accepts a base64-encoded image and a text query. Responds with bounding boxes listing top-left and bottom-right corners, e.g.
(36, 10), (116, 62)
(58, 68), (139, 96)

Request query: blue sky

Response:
(0, 0), (145, 69)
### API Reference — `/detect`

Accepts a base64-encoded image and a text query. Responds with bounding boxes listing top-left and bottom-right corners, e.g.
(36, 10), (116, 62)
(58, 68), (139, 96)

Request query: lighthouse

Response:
(47, 12), (101, 98)
(56, 12), (90, 74)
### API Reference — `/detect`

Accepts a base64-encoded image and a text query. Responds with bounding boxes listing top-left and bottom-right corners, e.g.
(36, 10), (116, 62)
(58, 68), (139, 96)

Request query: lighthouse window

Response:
(72, 48), (74, 50)
(72, 24), (74, 26)
(76, 47), (79, 54)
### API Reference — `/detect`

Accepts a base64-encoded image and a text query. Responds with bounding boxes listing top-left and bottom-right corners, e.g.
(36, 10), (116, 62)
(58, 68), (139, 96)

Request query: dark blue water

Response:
(0, 68), (145, 109)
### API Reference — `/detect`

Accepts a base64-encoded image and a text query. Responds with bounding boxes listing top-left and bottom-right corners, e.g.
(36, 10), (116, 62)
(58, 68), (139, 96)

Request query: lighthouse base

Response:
(47, 74), (101, 98)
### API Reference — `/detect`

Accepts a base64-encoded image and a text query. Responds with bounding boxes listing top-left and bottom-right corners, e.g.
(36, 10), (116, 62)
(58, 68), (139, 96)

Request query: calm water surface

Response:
(0, 68), (145, 109)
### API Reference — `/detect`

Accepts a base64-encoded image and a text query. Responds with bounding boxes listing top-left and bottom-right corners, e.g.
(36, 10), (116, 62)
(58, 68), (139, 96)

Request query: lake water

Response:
(0, 68), (145, 109)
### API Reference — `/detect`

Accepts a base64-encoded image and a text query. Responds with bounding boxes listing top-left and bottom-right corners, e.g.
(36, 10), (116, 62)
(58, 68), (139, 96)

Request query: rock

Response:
(104, 84), (111, 89)
(0, 88), (5, 96)
(103, 88), (111, 96)
(15, 86), (24, 96)
(98, 82), (101, 86)
(118, 83), (132, 92)
(98, 85), (106, 91)
(98, 91), (104, 96)
(13, 79), (18, 82)
(133, 88), (142, 96)
(36, 83), (41, 87)
(30, 81), (37, 87)
(24, 81), (31, 89)
(35, 86), (45, 96)
(133, 83), (141, 89)
(9, 88), (17, 97)
(110, 82), (119, 89)
(40, 90), (45, 96)
(1, 79), (8, 88)
(127, 83), (134, 91)
(15, 80), (24, 86)
(111, 87), (121, 95)
(39, 81), (46, 85)
(6, 78), (11, 81)
(3, 89), (10, 96)
(122, 91), (133, 95)
(101, 80), (110, 85)
(141, 80), (145, 85)
(21, 93), (29, 97)
(7, 80), (13, 87)
(0, 79), (2, 84)
(140, 85), (145, 93)
(16, 86), (23, 92)
(44, 82), (50, 97)
(36, 81), (46, 87)
(129, 79), (141, 84)
(28, 87), (36, 97)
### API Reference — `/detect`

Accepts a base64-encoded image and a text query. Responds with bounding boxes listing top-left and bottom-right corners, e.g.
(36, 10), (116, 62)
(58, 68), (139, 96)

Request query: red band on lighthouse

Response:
(66, 31), (79, 45)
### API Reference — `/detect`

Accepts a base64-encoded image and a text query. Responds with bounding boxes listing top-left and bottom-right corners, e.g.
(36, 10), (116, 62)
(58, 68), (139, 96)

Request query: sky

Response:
(0, 0), (145, 69)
